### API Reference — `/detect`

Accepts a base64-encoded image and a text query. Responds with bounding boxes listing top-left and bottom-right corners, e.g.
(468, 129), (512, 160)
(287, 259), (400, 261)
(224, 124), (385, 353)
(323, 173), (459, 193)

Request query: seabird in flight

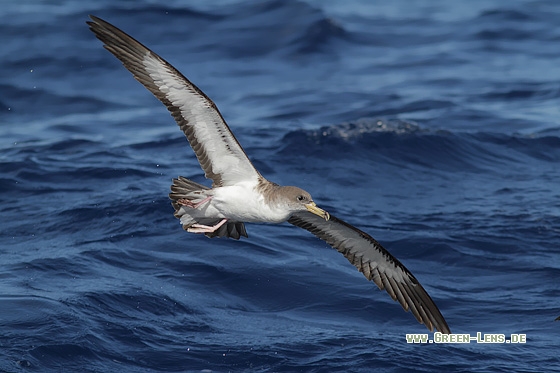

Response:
(87, 15), (451, 334)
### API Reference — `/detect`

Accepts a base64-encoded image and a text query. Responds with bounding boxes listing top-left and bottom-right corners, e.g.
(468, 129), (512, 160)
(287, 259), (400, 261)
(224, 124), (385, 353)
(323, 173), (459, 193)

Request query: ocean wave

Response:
(279, 118), (560, 169)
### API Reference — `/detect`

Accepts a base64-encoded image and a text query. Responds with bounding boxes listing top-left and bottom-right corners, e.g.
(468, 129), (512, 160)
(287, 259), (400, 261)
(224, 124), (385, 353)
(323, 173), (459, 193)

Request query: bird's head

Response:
(279, 186), (330, 220)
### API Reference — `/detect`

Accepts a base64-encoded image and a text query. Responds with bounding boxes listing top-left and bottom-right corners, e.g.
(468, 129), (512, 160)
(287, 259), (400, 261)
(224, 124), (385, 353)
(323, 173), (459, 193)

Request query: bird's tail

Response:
(169, 176), (210, 216)
(169, 176), (248, 239)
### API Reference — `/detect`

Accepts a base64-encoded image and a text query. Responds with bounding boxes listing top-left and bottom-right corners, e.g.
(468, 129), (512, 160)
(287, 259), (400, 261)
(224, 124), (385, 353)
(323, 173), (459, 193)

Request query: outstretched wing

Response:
(87, 15), (261, 187)
(288, 211), (451, 334)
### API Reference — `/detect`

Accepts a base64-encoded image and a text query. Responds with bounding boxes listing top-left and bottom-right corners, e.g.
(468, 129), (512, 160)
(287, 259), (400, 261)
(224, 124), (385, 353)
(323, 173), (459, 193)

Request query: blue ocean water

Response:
(1, 0), (560, 371)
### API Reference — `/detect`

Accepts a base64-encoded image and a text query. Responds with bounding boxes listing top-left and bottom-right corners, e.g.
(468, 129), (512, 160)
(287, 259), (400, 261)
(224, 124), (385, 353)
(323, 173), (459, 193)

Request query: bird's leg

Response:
(177, 196), (212, 209)
(187, 218), (228, 234)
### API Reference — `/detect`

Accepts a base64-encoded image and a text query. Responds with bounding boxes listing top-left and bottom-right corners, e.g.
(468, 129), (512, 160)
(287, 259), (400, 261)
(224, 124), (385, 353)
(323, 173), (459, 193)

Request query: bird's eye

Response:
(297, 195), (305, 202)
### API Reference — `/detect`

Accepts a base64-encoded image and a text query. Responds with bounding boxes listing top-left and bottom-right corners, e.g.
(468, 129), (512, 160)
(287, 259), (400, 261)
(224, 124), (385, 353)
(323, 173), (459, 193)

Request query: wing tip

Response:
(288, 211), (452, 334)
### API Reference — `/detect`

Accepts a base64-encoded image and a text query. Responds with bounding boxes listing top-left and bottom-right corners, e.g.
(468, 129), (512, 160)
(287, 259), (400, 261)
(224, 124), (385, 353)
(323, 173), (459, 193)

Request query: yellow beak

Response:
(305, 202), (330, 221)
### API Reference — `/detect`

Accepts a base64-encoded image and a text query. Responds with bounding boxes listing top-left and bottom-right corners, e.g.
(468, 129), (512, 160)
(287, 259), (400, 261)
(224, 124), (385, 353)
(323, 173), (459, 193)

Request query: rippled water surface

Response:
(1, 1), (560, 372)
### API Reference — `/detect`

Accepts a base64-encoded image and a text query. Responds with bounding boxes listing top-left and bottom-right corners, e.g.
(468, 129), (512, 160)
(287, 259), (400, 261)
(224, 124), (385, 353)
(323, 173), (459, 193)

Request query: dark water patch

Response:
(11, 256), (94, 279)
(42, 138), (99, 152)
(211, 0), (347, 58)
(474, 28), (535, 41)
(475, 132), (560, 162)
(0, 84), (121, 118)
(292, 16), (347, 54)
(98, 3), (224, 23)
(48, 197), (170, 239)
(127, 136), (185, 150)
(15, 166), (154, 183)
(70, 291), (202, 319)
(478, 8), (535, 22)
(29, 343), (98, 367)
(0, 295), (93, 371)
(463, 6), (559, 49)
(481, 81), (560, 101)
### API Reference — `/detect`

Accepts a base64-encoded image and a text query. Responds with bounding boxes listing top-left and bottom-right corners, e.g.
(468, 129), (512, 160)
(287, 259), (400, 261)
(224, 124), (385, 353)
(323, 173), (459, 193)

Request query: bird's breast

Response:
(212, 183), (290, 223)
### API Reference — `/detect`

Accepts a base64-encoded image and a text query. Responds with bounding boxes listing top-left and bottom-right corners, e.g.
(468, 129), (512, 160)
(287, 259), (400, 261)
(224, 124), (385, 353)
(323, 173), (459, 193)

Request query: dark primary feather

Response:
(288, 211), (451, 334)
(87, 15), (259, 188)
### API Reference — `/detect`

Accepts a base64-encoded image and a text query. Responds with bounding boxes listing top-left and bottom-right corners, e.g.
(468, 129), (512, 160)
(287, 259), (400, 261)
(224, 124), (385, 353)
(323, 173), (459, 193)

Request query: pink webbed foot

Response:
(177, 196), (212, 209)
(187, 218), (228, 234)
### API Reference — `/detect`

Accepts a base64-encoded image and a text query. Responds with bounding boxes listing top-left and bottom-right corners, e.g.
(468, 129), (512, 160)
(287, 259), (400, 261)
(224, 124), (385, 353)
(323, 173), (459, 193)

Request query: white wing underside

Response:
(88, 15), (260, 187)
